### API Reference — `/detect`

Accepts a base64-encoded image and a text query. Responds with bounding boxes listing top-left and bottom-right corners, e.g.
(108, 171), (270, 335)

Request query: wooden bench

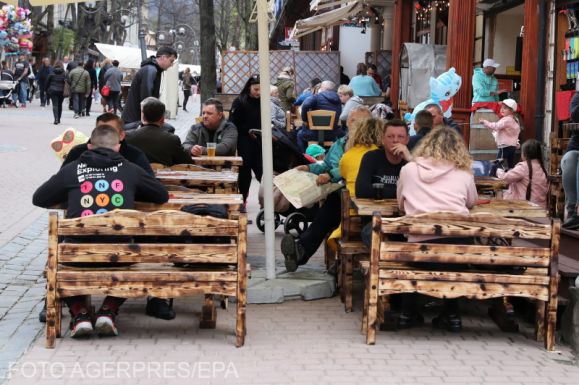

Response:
(363, 211), (560, 351)
(45, 209), (248, 348)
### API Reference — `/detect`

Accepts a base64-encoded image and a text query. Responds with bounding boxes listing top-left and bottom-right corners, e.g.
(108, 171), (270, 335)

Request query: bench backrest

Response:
(371, 211), (559, 270)
(50, 209), (246, 266)
(307, 110), (336, 131)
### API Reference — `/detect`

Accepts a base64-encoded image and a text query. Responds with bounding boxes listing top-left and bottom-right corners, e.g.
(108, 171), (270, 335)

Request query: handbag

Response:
(63, 82), (70, 98)
(101, 85), (111, 97)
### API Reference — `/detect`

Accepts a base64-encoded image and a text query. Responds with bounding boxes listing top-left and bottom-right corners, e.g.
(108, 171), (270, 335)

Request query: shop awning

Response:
(95, 43), (156, 70)
(291, 1), (365, 39)
(3, 0), (18, 6)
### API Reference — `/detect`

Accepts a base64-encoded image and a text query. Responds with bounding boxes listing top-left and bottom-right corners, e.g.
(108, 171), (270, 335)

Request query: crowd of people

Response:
(27, 50), (579, 338)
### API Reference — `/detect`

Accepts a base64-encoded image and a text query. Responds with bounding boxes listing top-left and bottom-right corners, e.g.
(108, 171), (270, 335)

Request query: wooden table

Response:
(135, 193), (243, 218)
(155, 170), (238, 193)
(190, 156), (243, 172)
(475, 176), (508, 198)
(351, 198), (548, 218)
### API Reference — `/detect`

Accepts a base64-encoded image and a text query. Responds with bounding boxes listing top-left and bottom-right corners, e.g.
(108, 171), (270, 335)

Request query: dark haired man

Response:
(126, 97), (193, 166)
(62, 113), (153, 175)
(408, 110), (434, 150)
(122, 46), (178, 124)
(183, 98), (238, 157)
(32, 125), (168, 338)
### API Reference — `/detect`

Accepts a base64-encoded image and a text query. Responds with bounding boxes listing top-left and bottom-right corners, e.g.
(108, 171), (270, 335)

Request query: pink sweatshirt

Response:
(397, 157), (478, 241)
(496, 159), (548, 208)
(482, 115), (521, 148)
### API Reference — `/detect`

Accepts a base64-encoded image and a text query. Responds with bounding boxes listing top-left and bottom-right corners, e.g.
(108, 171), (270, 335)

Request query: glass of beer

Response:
(372, 183), (384, 201)
(207, 142), (216, 157)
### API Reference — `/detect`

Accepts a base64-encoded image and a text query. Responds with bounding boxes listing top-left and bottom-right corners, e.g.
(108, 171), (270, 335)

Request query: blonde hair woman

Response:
(98, 58), (113, 112)
(396, 126), (478, 332)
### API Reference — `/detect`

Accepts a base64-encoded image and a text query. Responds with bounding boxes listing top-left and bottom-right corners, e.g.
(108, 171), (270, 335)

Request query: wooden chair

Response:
(337, 189), (369, 312)
(45, 209), (248, 348)
(363, 211), (560, 351)
(306, 110), (336, 148)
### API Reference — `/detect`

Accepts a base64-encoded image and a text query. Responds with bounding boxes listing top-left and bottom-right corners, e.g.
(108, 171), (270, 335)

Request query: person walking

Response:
(103, 60), (124, 115)
(230, 75), (262, 203)
(45, 61), (67, 124)
(11, 54), (30, 107)
(84, 59), (98, 117)
(181, 67), (192, 112)
(68, 61), (91, 119)
(37, 57), (53, 107)
(98, 58), (112, 112)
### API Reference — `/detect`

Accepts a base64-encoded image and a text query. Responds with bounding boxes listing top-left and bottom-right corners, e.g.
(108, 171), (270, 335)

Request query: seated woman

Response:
(397, 127), (478, 331)
(496, 139), (548, 208)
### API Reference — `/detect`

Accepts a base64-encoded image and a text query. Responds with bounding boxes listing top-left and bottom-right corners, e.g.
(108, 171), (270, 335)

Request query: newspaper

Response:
(273, 169), (342, 209)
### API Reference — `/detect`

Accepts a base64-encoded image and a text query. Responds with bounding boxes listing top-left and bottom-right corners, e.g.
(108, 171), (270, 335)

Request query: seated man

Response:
(297, 80), (342, 152)
(356, 119), (411, 247)
(281, 106), (372, 272)
(32, 125), (169, 338)
(425, 103), (461, 134)
(184, 98), (238, 157)
(63, 112), (154, 176)
(408, 110), (434, 151)
(562, 92), (579, 229)
(126, 97), (193, 166)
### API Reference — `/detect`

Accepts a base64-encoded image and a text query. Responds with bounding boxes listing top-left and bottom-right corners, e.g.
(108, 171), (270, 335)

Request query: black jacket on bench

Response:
(33, 147), (168, 218)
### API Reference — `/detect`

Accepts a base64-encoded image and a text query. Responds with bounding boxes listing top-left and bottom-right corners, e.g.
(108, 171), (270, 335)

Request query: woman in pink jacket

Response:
(396, 127), (478, 332)
(480, 98), (521, 169)
(496, 139), (549, 208)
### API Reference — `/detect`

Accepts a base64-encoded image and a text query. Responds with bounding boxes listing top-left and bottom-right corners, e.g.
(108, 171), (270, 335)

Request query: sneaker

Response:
(94, 307), (118, 337)
(19, 104), (26, 108)
(432, 313), (462, 332)
(563, 215), (579, 230)
(73, 114), (79, 119)
(281, 234), (304, 272)
(397, 312), (424, 329)
(145, 298), (175, 320)
(70, 311), (93, 338)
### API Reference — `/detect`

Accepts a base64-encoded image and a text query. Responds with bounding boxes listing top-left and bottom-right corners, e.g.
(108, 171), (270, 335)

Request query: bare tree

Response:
(236, 0), (257, 50)
(199, 0), (217, 100)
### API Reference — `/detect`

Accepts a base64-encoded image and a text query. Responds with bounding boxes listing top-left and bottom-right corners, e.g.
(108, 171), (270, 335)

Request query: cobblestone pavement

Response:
(2, 100), (579, 385)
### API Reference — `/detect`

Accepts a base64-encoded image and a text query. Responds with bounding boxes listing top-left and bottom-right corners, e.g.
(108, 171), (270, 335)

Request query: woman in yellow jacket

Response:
(327, 117), (385, 243)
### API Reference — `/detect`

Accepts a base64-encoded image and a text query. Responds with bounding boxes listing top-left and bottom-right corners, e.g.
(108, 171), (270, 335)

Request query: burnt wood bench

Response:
(45, 209), (247, 348)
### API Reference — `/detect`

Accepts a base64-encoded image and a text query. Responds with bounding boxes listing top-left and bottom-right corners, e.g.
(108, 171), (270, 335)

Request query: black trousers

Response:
(497, 146), (517, 170)
(39, 84), (49, 106)
(238, 135), (263, 201)
(50, 92), (64, 122)
(85, 93), (93, 114)
(183, 90), (191, 109)
(297, 189), (342, 264)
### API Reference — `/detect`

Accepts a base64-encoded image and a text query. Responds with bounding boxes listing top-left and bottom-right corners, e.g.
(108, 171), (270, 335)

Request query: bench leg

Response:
(344, 255), (353, 312)
(199, 294), (216, 329)
(362, 274), (369, 334)
(235, 297), (246, 348)
(55, 300), (62, 338)
(545, 276), (559, 351)
(366, 276), (378, 345)
(535, 300), (546, 342)
(488, 297), (519, 332)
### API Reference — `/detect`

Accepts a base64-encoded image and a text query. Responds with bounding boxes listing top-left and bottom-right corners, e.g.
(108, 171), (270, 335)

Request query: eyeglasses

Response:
(51, 129), (76, 152)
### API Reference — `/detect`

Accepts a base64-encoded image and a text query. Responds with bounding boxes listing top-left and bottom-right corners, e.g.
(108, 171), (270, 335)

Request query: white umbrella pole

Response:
(257, 0), (276, 280)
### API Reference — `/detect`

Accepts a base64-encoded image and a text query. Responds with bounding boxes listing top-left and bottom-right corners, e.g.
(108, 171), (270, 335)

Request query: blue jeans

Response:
(12, 81), (28, 105)
(562, 150), (579, 217)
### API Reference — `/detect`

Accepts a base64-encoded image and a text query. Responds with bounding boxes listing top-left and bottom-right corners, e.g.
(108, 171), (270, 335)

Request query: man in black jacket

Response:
(63, 113), (154, 176)
(126, 97), (193, 166)
(37, 57), (52, 107)
(122, 46), (177, 124)
(32, 125), (169, 338)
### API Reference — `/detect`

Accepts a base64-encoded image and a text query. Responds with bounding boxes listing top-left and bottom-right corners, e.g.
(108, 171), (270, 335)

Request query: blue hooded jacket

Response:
(300, 90), (342, 128)
(472, 68), (499, 104)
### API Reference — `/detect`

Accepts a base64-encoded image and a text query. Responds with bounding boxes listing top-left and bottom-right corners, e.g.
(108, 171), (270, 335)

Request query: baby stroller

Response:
(0, 72), (16, 107)
(252, 127), (319, 237)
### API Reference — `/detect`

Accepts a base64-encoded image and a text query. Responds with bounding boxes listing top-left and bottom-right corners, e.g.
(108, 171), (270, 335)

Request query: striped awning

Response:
(291, 1), (365, 39)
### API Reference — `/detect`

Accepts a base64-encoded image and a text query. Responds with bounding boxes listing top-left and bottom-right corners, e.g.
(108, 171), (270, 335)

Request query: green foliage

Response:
(49, 27), (75, 58)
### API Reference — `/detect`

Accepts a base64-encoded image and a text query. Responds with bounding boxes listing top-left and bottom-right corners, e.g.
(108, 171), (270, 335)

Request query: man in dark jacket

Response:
(63, 113), (154, 175)
(37, 57), (53, 107)
(126, 97), (193, 166)
(297, 80), (342, 151)
(32, 125), (169, 338)
(122, 46), (178, 124)
(408, 110), (434, 150)
(183, 98), (238, 156)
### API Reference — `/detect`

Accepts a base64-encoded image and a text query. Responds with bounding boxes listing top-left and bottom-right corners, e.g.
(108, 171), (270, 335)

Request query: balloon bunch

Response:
(0, 5), (33, 56)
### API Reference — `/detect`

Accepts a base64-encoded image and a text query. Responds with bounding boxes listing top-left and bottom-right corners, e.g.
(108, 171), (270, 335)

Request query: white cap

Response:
(483, 58), (500, 68)
(501, 98), (517, 111)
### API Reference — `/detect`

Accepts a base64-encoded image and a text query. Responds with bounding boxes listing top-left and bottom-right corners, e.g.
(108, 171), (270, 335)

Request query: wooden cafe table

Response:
(475, 176), (508, 199)
(154, 169), (239, 193)
(190, 156), (243, 172)
(135, 193), (243, 219)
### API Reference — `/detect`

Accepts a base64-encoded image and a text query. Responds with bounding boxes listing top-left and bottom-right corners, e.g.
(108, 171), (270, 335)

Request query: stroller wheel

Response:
(284, 212), (309, 237)
(256, 210), (281, 232)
